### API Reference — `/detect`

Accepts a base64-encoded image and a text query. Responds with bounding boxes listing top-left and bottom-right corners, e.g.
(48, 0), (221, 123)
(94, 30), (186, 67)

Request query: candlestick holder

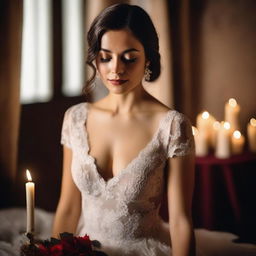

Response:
(26, 232), (35, 245)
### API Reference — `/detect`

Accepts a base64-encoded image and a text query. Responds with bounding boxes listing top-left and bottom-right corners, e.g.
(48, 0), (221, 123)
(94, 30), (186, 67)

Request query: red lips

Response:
(108, 79), (128, 85)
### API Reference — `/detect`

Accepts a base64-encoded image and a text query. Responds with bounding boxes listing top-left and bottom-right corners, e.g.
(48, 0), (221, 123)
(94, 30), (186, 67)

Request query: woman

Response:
(52, 4), (256, 256)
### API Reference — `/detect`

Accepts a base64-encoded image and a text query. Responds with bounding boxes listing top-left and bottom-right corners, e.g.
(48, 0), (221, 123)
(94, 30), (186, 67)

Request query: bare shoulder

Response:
(145, 100), (171, 113)
(87, 98), (113, 115)
(142, 94), (172, 115)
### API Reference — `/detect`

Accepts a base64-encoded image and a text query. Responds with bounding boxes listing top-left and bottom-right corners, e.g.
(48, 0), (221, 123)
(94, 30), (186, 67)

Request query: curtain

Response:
(0, 0), (23, 207)
(168, 0), (194, 119)
(85, 0), (173, 108)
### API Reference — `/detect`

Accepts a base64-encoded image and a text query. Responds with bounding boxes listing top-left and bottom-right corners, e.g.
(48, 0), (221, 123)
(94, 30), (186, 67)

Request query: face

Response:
(96, 29), (147, 95)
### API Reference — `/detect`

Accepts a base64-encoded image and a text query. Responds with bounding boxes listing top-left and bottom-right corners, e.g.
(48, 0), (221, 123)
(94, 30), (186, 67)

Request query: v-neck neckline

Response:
(81, 103), (173, 186)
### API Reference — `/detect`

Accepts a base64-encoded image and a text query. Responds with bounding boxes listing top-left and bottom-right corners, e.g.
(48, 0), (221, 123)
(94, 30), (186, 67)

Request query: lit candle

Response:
(196, 111), (216, 147)
(196, 111), (209, 132)
(224, 98), (240, 131)
(231, 130), (245, 155)
(192, 126), (208, 157)
(26, 169), (35, 233)
(210, 121), (221, 149)
(247, 118), (256, 153)
(215, 121), (231, 159)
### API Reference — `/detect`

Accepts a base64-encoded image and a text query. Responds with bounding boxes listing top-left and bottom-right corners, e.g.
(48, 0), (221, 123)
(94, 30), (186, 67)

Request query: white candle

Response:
(197, 111), (209, 131)
(192, 126), (208, 157)
(231, 130), (245, 155)
(225, 98), (240, 131)
(210, 121), (221, 149)
(26, 169), (35, 233)
(215, 121), (231, 159)
(196, 111), (216, 147)
(247, 118), (256, 153)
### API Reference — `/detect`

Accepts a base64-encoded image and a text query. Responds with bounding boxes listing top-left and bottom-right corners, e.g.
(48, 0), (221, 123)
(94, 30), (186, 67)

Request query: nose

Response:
(110, 56), (125, 75)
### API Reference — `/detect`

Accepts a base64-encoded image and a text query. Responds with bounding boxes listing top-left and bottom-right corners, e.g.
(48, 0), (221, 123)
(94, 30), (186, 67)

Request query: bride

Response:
(52, 3), (256, 256)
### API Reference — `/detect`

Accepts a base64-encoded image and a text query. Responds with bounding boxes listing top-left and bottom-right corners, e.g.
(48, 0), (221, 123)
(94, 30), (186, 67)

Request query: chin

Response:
(109, 88), (127, 95)
(106, 84), (127, 94)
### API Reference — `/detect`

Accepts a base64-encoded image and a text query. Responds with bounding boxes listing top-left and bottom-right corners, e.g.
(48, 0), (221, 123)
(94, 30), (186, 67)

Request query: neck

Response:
(106, 84), (149, 114)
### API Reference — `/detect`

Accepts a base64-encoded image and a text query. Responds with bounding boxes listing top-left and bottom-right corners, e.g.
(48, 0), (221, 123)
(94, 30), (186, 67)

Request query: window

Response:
(62, 0), (85, 96)
(20, 0), (53, 104)
(20, 0), (85, 104)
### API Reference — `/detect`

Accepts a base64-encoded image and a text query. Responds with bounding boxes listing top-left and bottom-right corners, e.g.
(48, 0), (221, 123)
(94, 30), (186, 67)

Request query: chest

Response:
(85, 113), (160, 180)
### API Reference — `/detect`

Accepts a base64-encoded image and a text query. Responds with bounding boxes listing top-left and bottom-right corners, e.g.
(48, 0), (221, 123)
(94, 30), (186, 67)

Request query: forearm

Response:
(170, 217), (196, 256)
(52, 206), (80, 238)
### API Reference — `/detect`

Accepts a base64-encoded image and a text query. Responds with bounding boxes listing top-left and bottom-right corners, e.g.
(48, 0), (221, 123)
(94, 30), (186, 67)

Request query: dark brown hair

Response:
(84, 3), (161, 94)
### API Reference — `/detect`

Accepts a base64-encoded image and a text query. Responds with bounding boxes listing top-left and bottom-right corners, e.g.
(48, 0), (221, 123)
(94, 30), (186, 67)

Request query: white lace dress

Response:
(60, 103), (256, 256)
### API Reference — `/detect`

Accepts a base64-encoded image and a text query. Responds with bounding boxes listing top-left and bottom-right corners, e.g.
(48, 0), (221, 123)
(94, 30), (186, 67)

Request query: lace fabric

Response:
(60, 102), (195, 256)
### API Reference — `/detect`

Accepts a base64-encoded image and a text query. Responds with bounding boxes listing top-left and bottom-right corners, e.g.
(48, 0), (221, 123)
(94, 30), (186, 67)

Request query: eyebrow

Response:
(100, 48), (139, 54)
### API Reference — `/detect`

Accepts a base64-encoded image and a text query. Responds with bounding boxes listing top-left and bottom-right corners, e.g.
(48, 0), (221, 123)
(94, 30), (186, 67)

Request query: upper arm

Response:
(57, 146), (81, 212)
(166, 112), (195, 221)
(167, 154), (195, 222)
(57, 107), (81, 210)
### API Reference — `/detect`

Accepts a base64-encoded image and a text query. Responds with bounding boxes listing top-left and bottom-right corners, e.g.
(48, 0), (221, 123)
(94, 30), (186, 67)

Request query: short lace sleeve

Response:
(60, 108), (72, 149)
(167, 112), (195, 158)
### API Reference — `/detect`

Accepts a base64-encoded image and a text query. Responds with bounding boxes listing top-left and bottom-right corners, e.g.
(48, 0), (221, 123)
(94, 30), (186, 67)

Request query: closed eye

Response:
(121, 57), (137, 63)
(100, 57), (111, 63)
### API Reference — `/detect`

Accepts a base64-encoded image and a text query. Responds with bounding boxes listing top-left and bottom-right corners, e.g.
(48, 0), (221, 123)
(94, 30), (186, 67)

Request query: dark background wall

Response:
(190, 0), (256, 132)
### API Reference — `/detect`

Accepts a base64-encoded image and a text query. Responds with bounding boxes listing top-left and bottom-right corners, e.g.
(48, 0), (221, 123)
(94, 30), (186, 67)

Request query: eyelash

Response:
(100, 57), (137, 64)
(100, 58), (111, 63)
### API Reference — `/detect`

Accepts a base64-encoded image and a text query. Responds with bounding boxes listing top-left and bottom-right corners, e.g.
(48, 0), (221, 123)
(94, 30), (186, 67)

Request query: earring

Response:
(144, 66), (152, 81)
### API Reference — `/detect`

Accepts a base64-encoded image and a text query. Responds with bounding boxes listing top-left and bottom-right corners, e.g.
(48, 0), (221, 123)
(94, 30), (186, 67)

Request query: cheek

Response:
(96, 64), (108, 78)
(130, 63), (145, 77)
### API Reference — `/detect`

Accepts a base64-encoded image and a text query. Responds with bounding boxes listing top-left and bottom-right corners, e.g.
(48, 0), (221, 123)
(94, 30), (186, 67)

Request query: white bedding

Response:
(0, 208), (255, 256)
(0, 208), (53, 256)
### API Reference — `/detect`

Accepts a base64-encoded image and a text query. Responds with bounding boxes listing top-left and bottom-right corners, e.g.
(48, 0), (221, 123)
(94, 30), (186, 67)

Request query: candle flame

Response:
(202, 111), (209, 120)
(26, 169), (32, 182)
(229, 98), (237, 108)
(192, 126), (198, 136)
(250, 118), (256, 127)
(233, 130), (241, 139)
(223, 122), (231, 130)
(213, 121), (221, 130)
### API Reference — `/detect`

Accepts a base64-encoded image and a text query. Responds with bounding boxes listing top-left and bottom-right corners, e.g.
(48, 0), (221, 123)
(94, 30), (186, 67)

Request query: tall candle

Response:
(211, 121), (221, 149)
(192, 126), (208, 157)
(26, 169), (35, 233)
(215, 122), (231, 159)
(225, 98), (240, 131)
(247, 118), (256, 153)
(231, 130), (245, 155)
(196, 111), (216, 146)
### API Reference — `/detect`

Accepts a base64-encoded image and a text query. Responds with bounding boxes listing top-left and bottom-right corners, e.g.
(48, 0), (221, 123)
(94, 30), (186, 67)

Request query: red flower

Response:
(37, 243), (63, 256)
(37, 244), (51, 256)
(36, 233), (104, 256)
(74, 235), (92, 251)
(60, 237), (75, 255)
(50, 244), (63, 256)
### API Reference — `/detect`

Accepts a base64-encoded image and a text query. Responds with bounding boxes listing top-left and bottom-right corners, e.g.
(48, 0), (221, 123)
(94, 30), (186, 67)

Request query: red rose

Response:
(36, 233), (103, 256)
(61, 237), (76, 255)
(37, 244), (51, 256)
(50, 244), (63, 256)
(38, 243), (63, 256)
(74, 235), (92, 252)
